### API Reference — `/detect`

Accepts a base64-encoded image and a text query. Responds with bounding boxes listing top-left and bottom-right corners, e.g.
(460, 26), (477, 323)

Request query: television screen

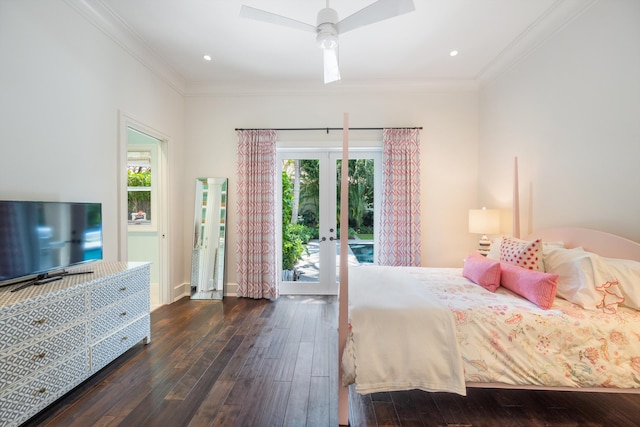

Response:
(0, 200), (103, 283)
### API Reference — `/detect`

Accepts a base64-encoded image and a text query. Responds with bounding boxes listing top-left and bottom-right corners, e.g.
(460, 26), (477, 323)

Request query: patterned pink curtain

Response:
(236, 129), (278, 299)
(377, 128), (421, 266)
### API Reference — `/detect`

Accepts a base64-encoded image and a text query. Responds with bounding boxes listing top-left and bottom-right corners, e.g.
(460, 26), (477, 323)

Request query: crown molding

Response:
(63, 0), (186, 95)
(477, 0), (599, 85)
(62, 0), (594, 98)
(184, 79), (479, 97)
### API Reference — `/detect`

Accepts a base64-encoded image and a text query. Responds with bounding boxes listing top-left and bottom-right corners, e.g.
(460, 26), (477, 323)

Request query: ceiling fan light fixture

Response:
(317, 33), (338, 50)
(316, 24), (338, 50)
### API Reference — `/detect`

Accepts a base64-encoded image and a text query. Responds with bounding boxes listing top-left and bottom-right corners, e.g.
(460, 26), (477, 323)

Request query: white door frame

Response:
(118, 111), (170, 305)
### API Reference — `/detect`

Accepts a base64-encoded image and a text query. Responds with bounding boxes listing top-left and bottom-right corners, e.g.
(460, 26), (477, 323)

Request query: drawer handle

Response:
(33, 352), (46, 360)
(32, 318), (47, 325)
(119, 287), (127, 291)
(120, 311), (127, 317)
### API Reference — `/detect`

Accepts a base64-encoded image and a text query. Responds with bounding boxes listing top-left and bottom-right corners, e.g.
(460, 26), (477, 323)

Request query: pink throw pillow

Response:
(463, 252), (501, 292)
(500, 262), (558, 309)
(500, 237), (543, 271)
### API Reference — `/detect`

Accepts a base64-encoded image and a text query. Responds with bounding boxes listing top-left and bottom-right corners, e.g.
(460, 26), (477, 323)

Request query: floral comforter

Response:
(413, 268), (640, 388)
(344, 267), (640, 390)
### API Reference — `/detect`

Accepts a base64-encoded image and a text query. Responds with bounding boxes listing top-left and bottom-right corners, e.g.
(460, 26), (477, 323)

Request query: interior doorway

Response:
(277, 148), (381, 295)
(118, 113), (169, 308)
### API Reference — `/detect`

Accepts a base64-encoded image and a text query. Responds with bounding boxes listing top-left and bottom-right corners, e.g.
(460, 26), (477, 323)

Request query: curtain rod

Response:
(235, 127), (422, 134)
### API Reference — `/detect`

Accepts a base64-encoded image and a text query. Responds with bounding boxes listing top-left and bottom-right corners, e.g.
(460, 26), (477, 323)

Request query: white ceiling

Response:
(89, 0), (591, 92)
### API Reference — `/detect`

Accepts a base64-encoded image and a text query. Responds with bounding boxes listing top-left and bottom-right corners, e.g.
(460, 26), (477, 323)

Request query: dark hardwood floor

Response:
(25, 295), (640, 426)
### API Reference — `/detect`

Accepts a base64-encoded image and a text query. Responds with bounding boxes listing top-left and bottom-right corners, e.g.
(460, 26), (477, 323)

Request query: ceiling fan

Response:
(240, 0), (416, 84)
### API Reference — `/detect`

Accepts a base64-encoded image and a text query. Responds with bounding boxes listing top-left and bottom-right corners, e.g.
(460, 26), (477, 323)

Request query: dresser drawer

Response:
(0, 350), (87, 427)
(0, 294), (85, 349)
(90, 315), (150, 373)
(89, 293), (149, 342)
(89, 269), (149, 311)
(0, 323), (86, 392)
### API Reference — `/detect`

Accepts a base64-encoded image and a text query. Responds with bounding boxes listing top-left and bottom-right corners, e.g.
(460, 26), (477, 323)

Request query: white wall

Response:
(479, 0), (640, 242)
(8, 0), (636, 303)
(185, 87), (480, 289)
(0, 1), (480, 302)
(0, 0), (186, 301)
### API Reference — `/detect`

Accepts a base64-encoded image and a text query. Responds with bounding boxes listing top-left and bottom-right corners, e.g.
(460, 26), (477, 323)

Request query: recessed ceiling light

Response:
(449, 50), (459, 57)
(203, 55), (212, 61)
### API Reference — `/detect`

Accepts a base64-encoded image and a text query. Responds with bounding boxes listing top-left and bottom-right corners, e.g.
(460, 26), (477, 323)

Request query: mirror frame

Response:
(190, 177), (227, 300)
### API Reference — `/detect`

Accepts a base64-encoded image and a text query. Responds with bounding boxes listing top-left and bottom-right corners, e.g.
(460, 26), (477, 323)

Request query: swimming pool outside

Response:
(284, 239), (374, 282)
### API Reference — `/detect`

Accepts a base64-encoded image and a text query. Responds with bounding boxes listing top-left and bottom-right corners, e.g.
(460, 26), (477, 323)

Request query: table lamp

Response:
(469, 207), (501, 256)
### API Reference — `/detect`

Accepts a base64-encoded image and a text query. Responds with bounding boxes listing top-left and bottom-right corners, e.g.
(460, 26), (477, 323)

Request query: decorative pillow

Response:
(603, 257), (640, 310)
(544, 247), (625, 313)
(500, 262), (558, 309)
(486, 237), (503, 260)
(488, 238), (563, 266)
(499, 237), (543, 271)
(462, 252), (501, 292)
(490, 237), (563, 264)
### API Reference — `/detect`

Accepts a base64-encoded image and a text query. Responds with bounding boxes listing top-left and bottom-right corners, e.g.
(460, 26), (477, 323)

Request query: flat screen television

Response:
(0, 200), (103, 285)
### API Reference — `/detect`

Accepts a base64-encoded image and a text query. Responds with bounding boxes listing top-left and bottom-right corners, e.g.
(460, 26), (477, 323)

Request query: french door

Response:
(277, 149), (381, 295)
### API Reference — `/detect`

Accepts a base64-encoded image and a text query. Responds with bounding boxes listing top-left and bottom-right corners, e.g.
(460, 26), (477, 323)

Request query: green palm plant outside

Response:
(337, 159), (374, 234)
(298, 159), (320, 229)
(127, 168), (151, 217)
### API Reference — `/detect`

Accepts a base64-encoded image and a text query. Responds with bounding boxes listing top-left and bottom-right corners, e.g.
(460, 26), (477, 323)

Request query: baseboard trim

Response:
(175, 282), (238, 301)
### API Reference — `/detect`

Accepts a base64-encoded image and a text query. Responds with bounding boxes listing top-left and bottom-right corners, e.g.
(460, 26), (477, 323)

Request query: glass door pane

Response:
(334, 152), (381, 282)
(281, 158), (320, 282)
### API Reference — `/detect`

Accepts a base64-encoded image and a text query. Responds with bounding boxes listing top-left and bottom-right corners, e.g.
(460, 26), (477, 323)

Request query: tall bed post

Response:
(513, 156), (520, 238)
(338, 113), (350, 425)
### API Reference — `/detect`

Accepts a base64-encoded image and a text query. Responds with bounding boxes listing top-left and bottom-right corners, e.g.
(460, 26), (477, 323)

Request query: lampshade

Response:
(468, 208), (501, 235)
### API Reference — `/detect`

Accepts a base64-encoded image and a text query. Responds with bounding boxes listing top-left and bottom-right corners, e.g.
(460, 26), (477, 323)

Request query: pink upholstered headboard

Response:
(526, 227), (640, 261)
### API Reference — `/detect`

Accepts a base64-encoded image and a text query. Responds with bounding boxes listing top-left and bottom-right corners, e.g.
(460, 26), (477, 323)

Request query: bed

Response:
(338, 228), (640, 425)
(334, 120), (639, 425)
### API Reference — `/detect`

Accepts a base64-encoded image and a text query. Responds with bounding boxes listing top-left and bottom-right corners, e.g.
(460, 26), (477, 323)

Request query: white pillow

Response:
(486, 237), (503, 260)
(603, 257), (640, 310)
(544, 247), (624, 313)
(542, 240), (566, 251)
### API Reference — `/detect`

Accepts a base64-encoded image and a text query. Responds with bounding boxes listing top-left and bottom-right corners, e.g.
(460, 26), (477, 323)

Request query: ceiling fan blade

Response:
(240, 5), (316, 33)
(323, 47), (341, 84)
(336, 0), (415, 34)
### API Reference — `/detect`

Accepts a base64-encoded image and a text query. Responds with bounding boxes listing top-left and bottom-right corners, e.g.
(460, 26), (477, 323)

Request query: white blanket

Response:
(342, 265), (466, 395)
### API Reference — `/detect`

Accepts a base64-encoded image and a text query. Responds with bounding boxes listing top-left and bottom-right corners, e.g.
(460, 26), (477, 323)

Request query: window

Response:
(127, 145), (156, 229)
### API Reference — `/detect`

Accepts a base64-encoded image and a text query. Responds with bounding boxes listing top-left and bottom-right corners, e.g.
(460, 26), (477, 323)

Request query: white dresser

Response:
(0, 261), (150, 427)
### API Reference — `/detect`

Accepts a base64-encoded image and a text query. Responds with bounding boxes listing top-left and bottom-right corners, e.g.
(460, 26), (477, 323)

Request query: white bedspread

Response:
(342, 265), (466, 395)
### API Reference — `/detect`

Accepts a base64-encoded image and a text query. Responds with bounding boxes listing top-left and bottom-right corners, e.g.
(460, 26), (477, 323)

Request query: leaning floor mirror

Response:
(191, 177), (227, 300)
